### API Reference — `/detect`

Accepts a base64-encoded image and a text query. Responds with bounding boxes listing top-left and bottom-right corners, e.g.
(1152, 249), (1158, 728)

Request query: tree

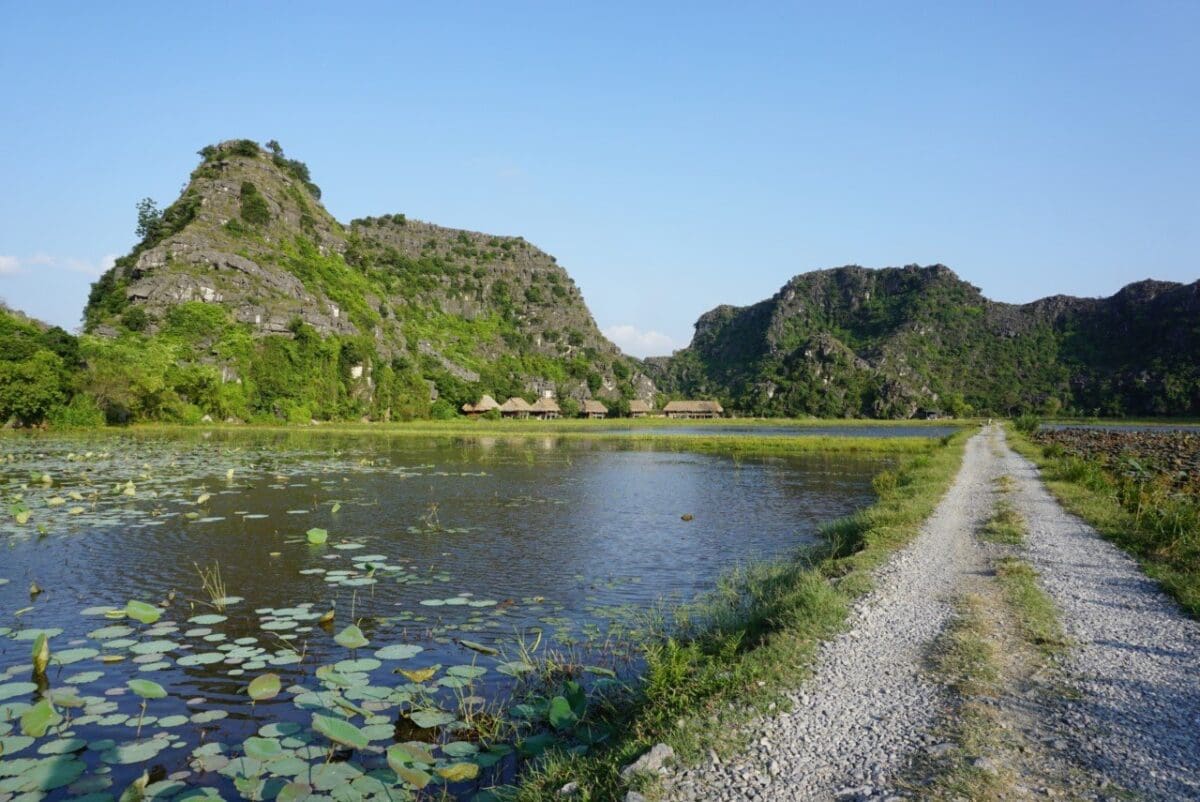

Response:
(135, 197), (162, 240)
(0, 351), (67, 424)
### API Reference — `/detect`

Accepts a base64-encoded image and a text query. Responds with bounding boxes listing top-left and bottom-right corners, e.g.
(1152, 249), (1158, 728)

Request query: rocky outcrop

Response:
(656, 265), (1200, 418)
(85, 139), (655, 407)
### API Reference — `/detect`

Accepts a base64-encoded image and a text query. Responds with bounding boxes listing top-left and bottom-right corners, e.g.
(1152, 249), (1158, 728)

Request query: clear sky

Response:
(1, 2), (1197, 356)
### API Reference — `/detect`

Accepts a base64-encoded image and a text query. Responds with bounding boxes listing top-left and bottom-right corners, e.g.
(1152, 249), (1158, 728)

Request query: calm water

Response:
(608, 424), (961, 438)
(0, 432), (883, 800)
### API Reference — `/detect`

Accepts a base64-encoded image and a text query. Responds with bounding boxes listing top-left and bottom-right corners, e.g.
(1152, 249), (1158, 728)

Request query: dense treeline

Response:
(0, 302), (430, 427)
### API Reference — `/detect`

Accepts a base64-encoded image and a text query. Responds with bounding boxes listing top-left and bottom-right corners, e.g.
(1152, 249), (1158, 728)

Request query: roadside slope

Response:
(1001, 440), (1200, 799)
(667, 428), (997, 800)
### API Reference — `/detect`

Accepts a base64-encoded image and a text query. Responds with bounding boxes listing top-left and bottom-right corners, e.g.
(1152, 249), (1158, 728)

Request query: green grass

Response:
(913, 595), (1011, 800)
(504, 429), (973, 800)
(980, 501), (1025, 545)
(1007, 427), (1200, 616)
(83, 420), (957, 458)
(994, 558), (1067, 654)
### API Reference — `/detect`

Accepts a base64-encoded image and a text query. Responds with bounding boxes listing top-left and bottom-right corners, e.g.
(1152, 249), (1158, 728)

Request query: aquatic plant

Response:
(193, 560), (228, 610)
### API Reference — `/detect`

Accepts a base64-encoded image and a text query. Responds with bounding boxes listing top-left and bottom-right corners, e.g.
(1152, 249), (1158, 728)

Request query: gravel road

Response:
(664, 428), (1200, 801)
(665, 428), (999, 801)
(1002, 437), (1200, 800)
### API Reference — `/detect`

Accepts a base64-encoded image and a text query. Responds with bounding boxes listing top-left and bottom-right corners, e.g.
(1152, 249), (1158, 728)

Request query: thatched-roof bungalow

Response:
(581, 399), (608, 419)
(628, 399), (652, 418)
(663, 400), (723, 419)
(530, 397), (561, 419)
(499, 397), (532, 419)
(463, 394), (500, 417)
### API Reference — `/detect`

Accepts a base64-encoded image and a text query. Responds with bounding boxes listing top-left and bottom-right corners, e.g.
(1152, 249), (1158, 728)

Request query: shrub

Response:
(286, 403), (312, 425)
(429, 399), (457, 419)
(228, 139), (260, 158)
(0, 351), (66, 424)
(240, 182), (271, 226)
(121, 307), (151, 332)
(872, 470), (899, 495)
(1012, 414), (1041, 435)
(47, 394), (106, 428)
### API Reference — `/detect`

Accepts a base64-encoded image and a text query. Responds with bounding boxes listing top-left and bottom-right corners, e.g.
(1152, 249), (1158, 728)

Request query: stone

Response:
(620, 743), (675, 781)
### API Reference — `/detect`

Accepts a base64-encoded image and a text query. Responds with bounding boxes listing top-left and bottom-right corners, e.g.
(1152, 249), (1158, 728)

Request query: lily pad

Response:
(127, 679), (167, 699)
(124, 601), (162, 625)
(374, 644), (423, 661)
(276, 781), (312, 802)
(0, 682), (37, 702)
(334, 625), (368, 650)
(435, 762), (480, 782)
(311, 714), (367, 750)
(305, 528), (328, 545)
(243, 736), (282, 761)
(408, 709), (455, 729)
(20, 699), (61, 737)
(247, 673), (281, 703)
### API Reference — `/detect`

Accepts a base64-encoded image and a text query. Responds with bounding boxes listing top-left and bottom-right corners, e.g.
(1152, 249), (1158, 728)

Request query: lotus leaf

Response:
(334, 625), (368, 650)
(243, 736), (282, 761)
(127, 679), (167, 699)
(276, 781), (312, 802)
(311, 714), (367, 750)
(395, 666), (439, 683)
(435, 762), (480, 782)
(20, 699), (61, 737)
(441, 740), (479, 757)
(125, 601), (162, 625)
(548, 695), (576, 730)
(408, 709), (455, 729)
(372, 642), (426, 663)
(247, 672), (281, 702)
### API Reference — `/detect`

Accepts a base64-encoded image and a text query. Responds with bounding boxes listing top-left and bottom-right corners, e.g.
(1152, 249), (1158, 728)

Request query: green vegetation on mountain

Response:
(54, 139), (654, 425)
(648, 265), (1200, 418)
(3, 142), (1196, 427)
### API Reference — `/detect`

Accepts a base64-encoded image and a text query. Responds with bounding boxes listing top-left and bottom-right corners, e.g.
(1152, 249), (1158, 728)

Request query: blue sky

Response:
(1, 2), (1197, 356)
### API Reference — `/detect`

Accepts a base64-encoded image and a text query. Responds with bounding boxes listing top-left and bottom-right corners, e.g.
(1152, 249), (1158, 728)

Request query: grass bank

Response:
(502, 429), (973, 800)
(1007, 427), (1200, 616)
(16, 421), (955, 458)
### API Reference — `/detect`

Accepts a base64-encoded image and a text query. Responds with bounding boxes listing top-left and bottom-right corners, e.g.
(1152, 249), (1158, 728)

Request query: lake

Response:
(0, 431), (886, 800)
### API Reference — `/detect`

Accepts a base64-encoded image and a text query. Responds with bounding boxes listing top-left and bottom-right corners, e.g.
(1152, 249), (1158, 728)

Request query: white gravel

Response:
(1001, 435), (1200, 800)
(666, 428), (999, 801)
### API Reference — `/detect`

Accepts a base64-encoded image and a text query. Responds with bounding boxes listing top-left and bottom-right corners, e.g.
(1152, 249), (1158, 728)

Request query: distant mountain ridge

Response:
(2, 141), (1195, 426)
(647, 265), (1199, 418)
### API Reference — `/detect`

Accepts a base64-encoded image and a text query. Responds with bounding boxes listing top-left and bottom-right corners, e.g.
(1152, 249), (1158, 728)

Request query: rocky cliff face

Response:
(85, 140), (653, 411)
(651, 265), (1200, 418)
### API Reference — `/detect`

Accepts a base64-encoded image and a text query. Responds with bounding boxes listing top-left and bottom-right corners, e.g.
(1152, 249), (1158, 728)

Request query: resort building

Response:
(581, 399), (608, 419)
(628, 399), (652, 418)
(463, 394), (500, 417)
(663, 400), (724, 419)
(499, 397), (532, 419)
(530, 397), (562, 419)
